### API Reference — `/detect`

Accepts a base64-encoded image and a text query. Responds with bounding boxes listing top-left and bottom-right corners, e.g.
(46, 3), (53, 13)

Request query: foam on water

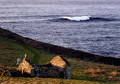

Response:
(61, 16), (91, 21)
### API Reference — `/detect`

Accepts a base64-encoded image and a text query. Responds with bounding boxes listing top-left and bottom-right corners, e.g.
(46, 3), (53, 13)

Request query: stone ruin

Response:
(17, 54), (71, 79)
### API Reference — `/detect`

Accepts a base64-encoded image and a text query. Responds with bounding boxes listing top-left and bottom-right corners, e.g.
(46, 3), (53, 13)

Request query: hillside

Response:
(0, 27), (120, 66)
(0, 27), (120, 83)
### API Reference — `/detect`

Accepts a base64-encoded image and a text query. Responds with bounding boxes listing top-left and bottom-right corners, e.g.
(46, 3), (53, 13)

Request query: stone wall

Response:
(64, 66), (71, 79)
(30, 67), (60, 78)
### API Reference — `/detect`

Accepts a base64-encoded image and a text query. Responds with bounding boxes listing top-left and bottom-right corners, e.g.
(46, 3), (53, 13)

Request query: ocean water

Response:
(0, 0), (120, 58)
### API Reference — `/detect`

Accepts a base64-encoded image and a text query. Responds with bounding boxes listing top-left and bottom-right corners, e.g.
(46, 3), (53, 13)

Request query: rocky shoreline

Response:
(0, 27), (120, 66)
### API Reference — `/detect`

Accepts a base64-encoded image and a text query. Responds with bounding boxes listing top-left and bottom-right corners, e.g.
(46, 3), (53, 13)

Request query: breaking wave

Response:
(51, 16), (116, 22)
(61, 16), (91, 21)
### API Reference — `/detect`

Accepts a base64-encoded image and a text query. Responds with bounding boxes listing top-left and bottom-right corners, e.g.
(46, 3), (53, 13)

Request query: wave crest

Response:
(61, 16), (91, 21)
(49, 16), (117, 22)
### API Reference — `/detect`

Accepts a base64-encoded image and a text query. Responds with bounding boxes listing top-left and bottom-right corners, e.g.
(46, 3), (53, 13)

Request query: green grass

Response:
(0, 37), (120, 84)
(0, 76), (100, 84)
(0, 37), (56, 66)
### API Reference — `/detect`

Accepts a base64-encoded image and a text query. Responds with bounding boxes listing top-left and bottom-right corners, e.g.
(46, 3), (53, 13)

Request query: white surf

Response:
(61, 16), (91, 21)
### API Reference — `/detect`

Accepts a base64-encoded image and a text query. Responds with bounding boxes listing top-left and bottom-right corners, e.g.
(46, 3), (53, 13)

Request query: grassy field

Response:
(0, 37), (120, 84)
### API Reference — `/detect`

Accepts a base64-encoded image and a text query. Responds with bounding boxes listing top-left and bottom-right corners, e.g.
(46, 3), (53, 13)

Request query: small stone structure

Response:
(17, 54), (71, 79)
(17, 58), (21, 65)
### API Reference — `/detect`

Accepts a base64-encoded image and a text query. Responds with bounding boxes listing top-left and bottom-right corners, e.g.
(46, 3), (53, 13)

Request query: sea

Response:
(0, 0), (120, 58)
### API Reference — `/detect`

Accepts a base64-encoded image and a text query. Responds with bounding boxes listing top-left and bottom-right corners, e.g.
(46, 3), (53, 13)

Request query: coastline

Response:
(0, 27), (120, 66)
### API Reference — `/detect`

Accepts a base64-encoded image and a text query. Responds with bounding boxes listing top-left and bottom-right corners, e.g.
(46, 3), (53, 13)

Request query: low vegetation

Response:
(0, 37), (120, 84)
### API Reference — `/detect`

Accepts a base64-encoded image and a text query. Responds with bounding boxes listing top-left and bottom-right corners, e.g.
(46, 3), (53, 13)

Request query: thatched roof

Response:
(24, 58), (35, 67)
(50, 56), (70, 68)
